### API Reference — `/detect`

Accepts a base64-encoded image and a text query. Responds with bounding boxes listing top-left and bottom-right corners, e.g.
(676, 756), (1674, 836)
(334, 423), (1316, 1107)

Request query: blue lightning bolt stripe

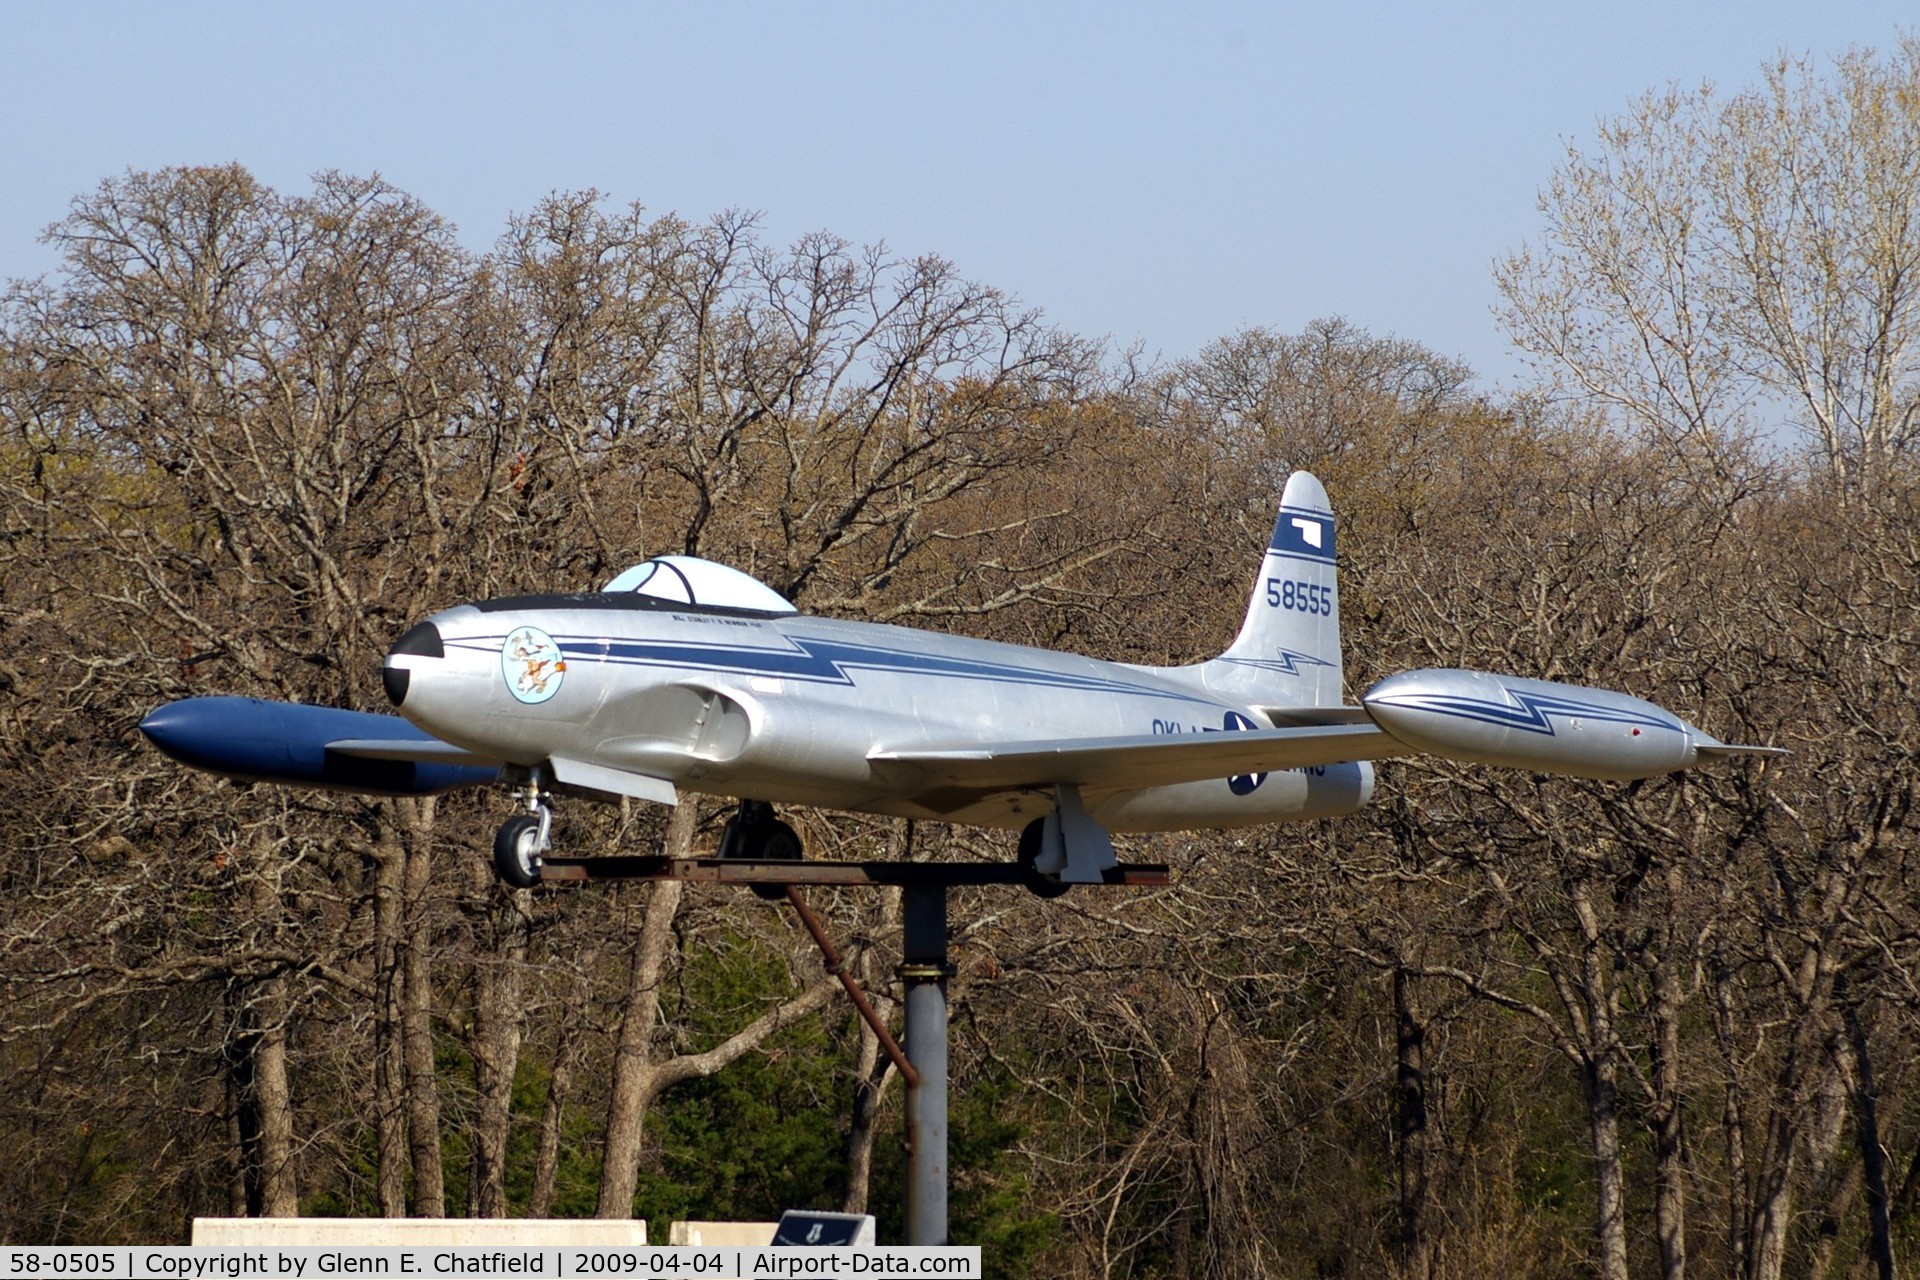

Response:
(1217, 651), (1334, 677)
(1369, 689), (1682, 736)
(449, 634), (1221, 705)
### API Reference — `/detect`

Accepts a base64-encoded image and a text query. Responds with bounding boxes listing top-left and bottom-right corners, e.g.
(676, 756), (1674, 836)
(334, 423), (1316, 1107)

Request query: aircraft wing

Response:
(869, 723), (1402, 792)
(1257, 704), (1376, 726)
(325, 738), (503, 766)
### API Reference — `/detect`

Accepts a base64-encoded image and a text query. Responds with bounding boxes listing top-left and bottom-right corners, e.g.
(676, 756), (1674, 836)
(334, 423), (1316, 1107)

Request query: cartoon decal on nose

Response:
(502, 626), (567, 704)
(1224, 710), (1267, 795)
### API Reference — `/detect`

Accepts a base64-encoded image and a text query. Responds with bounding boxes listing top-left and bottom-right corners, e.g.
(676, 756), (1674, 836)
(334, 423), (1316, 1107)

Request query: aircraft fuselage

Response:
(384, 592), (1373, 832)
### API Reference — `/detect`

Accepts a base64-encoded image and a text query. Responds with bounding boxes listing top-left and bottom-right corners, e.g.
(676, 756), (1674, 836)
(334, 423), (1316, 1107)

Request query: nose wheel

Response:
(492, 776), (554, 888)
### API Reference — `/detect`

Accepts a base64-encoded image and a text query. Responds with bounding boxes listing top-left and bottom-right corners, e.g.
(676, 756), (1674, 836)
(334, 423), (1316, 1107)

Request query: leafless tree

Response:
(1497, 39), (1920, 496)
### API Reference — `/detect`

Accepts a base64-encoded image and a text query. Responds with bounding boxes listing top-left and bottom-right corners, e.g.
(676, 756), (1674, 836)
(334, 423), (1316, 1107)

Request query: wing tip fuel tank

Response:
(1362, 668), (1741, 781)
(140, 696), (501, 795)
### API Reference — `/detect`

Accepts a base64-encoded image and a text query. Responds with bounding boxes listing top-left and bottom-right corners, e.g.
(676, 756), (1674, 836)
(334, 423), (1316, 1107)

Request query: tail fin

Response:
(1189, 471), (1346, 711)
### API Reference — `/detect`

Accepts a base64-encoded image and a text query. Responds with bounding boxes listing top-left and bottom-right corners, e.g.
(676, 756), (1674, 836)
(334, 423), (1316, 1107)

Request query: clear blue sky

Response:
(2, 2), (1912, 389)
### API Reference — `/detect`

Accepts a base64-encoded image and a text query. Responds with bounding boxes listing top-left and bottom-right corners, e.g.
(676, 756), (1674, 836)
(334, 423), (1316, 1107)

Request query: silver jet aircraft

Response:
(141, 472), (1781, 892)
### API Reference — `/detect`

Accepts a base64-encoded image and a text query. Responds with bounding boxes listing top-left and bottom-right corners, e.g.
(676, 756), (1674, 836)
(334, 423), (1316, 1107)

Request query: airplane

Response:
(139, 472), (1783, 894)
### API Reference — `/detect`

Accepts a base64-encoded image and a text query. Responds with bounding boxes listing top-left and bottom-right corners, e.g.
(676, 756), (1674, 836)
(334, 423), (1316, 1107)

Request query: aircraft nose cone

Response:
(384, 621), (444, 706)
(137, 696), (261, 773)
(138, 701), (191, 755)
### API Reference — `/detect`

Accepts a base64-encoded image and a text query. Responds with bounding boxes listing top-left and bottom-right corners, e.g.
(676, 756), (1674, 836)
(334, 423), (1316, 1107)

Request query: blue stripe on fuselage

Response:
(451, 631), (1219, 705)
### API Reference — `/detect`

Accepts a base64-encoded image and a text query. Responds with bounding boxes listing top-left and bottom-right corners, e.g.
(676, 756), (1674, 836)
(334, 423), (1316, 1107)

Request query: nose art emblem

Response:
(501, 626), (567, 704)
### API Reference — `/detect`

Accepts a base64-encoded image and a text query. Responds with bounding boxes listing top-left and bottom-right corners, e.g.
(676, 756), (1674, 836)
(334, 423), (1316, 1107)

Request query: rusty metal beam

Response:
(783, 886), (919, 1089)
(538, 856), (1170, 887)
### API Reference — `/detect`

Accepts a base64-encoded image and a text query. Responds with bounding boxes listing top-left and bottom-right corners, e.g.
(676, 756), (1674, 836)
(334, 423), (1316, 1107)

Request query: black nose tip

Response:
(384, 622), (443, 706)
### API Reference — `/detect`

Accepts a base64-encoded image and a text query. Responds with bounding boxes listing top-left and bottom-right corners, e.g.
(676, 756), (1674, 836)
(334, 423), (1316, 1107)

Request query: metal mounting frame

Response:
(539, 856), (1170, 887)
(538, 854), (1170, 1244)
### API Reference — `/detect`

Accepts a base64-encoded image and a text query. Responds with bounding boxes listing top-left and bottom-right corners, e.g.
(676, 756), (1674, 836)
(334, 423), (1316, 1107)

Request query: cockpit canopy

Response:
(602, 555), (797, 614)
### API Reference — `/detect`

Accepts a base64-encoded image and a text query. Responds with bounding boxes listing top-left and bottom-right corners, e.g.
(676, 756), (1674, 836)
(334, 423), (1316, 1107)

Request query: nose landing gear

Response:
(492, 773), (554, 889)
(488, 784), (807, 892)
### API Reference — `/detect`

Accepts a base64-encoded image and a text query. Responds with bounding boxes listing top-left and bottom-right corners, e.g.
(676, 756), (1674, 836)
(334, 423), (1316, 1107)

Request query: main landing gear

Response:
(718, 799), (803, 900)
(492, 773), (553, 889)
(1017, 818), (1071, 898)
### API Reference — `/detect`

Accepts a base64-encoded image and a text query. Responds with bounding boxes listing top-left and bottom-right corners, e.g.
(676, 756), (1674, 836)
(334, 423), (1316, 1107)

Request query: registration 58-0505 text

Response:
(9, 1254), (117, 1275)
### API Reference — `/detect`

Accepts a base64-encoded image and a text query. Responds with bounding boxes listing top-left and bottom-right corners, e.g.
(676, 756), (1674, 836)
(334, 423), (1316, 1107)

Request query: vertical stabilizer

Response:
(1190, 471), (1345, 710)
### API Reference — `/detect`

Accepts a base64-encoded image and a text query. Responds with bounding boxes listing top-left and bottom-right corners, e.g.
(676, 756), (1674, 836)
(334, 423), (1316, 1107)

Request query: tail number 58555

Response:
(1266, 578), (1333, 616)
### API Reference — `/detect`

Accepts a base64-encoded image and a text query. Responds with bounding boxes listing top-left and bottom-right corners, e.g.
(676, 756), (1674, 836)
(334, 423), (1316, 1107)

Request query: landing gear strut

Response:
(718, 799), (803, 899)
(492, 772), (553, 889)
(1017, 818), (1071, 898)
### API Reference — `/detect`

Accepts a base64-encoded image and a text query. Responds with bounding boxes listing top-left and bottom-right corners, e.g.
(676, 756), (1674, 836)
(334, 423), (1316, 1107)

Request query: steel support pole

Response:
(901, 882), (949, 1246)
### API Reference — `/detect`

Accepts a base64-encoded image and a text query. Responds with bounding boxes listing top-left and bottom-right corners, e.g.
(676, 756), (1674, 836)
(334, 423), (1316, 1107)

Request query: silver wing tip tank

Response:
(1363, 669), (1786, 782)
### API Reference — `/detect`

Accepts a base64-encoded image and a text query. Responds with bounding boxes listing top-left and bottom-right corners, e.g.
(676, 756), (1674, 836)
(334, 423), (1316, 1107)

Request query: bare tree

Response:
(1497, 39), (1920, 495)
(594, 803), (844, 1218)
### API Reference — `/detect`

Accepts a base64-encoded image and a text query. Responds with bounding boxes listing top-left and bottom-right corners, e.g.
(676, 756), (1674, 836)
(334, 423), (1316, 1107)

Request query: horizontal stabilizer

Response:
(870, 723), (1402, 793)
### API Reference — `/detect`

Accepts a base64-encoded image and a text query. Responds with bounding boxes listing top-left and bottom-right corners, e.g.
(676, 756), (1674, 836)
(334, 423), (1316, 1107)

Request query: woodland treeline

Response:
(3, 41), (1919, 1280)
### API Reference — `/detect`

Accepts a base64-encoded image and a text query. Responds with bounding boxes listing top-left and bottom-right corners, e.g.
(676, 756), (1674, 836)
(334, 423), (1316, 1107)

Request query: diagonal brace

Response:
(783, 885), (920, 1089)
